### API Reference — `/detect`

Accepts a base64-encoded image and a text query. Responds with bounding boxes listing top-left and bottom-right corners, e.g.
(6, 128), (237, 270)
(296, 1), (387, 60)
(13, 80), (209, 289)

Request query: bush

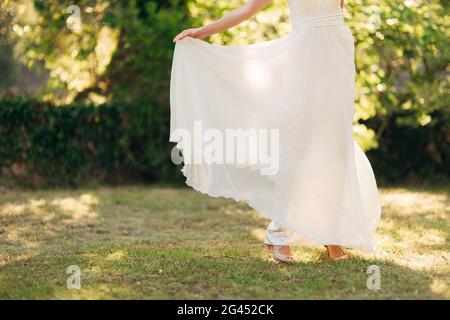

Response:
(366, 108), (449, 184)
(0, 97), (181, 187)
(1, 97), (448, 187)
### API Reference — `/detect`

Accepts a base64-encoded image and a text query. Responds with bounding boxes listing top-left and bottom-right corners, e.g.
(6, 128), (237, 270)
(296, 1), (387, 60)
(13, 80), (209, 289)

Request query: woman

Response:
(170, 0), (381, 262)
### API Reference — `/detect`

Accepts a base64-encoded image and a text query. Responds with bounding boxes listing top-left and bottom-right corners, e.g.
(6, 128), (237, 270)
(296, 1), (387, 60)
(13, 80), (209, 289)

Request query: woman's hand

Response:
(173, 27), (206, 42)
(173, 0), (272, 43)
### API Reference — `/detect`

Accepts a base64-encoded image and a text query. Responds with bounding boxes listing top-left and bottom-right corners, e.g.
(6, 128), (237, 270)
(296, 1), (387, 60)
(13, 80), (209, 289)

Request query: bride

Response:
(171, 0), (381, 262)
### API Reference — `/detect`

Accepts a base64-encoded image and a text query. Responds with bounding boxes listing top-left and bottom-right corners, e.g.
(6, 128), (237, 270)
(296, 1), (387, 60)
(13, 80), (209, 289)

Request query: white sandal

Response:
(266, 244), (294, 263)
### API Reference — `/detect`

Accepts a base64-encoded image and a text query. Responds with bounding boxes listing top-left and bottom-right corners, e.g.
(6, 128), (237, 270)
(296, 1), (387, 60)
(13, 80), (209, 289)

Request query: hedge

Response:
(366, 108), (449, 183)
(0, 97), (180, 187)
(0, 97), (448, 187)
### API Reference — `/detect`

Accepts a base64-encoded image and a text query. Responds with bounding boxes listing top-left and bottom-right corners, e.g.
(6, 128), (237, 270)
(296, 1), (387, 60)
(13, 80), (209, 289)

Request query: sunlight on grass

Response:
(249, 228), (266, 242)
(430, 278), (448, 296)
(375, 188), (449, 275)
(51, 194), (99, 221)
(381, 189), (448, 216)
(106, 250), (127, 262)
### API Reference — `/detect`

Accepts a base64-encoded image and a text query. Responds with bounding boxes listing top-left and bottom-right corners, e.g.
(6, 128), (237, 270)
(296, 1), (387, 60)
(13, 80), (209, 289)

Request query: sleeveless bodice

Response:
(288, 0), (344, 29)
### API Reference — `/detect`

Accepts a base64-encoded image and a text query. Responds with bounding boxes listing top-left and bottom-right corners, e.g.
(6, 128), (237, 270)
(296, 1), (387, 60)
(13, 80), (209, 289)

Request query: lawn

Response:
(0, 184), (448, 299)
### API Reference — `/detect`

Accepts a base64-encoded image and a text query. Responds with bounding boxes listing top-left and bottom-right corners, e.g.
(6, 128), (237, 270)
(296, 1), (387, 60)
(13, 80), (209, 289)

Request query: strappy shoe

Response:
(324, 245), (348, 261)
(266, 244), (294, 263)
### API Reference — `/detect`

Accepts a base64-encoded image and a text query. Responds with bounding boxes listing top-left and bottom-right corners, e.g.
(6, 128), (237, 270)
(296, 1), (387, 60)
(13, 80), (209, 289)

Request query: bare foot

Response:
(325, 245), (348, 261)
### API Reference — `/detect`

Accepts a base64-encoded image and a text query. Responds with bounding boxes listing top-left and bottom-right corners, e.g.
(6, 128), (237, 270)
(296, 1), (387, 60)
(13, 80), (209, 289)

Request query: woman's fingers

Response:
(173, 28), (203, 42)
(174, 33), (184, 42)
(173, 30), (190, 42)
(173, 32), (182, 42)
(180, 31), (189, 40)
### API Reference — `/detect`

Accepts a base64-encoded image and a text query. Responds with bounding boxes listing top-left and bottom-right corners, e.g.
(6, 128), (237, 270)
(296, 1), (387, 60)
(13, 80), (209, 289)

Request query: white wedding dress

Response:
(170, 0), (382, 251)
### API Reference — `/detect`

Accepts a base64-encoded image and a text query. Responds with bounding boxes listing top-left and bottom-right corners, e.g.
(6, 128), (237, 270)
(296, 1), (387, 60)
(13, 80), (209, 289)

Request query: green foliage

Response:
(347, 0), (449, 146)
(0, 97), (181, 187)
(98, 0), (190, 106)
(0, 0), (448, 185)
(2, 0), (189, 104)
(345, 0), (450, 182)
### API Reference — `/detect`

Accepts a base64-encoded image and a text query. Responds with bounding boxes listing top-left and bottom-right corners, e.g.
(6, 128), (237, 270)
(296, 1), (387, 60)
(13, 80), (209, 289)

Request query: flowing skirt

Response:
(170, 25), (381, 251)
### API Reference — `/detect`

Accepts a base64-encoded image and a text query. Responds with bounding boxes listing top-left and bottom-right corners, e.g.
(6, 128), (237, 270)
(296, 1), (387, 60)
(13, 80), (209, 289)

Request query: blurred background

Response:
(0, 0), (448, 187)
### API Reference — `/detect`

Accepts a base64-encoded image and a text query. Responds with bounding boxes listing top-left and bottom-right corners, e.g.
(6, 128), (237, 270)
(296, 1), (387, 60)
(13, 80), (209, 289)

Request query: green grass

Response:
(0, 184), (448, 299)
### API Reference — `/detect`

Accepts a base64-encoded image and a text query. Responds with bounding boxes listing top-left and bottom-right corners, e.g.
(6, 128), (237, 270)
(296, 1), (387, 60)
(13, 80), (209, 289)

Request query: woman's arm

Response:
(173, 0), (273, 42)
